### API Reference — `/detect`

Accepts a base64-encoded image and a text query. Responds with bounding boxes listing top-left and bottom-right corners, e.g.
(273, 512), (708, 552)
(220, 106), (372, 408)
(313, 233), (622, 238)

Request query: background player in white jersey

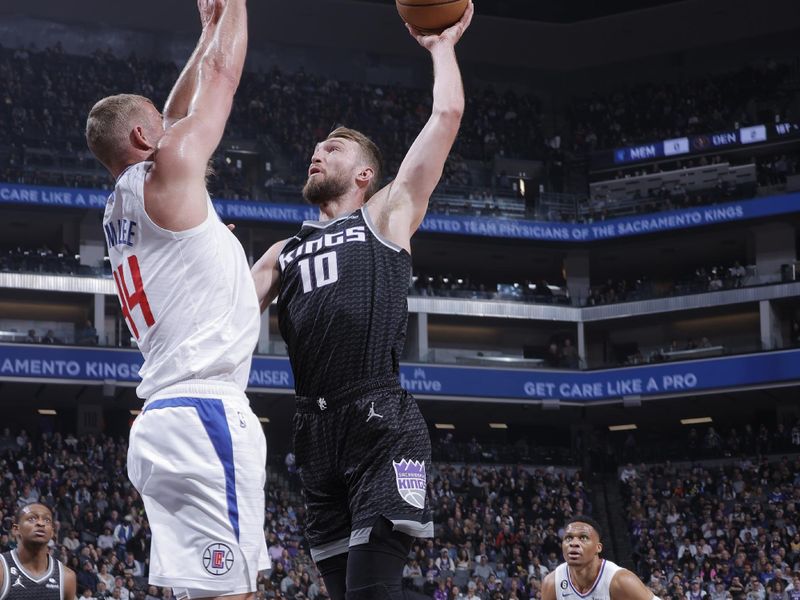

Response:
(0, 503), (77, 600)
(84, 2), (268, 600)
(543, 516), (659, 600)
(250, 5), (473, 600)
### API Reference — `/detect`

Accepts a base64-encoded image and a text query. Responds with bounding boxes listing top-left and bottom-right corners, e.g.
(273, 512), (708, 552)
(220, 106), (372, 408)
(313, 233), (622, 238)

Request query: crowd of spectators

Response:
(610, 422), (800, 467)
(568, 61), (796, 152)
(0, 322), (98, 346)
(433, 434), (576, 466)
(402, 464), (591, 599)
(0, 428), (320, 600)
(0, 427), (592, 600)
(0, 43), (546, 202)
(586, 260), (754, 307)
(622, 337), (719, 367)
(410, 274), (569, 305)
(620, 443), (800, 600)
(2, 418), (800, 600)
(0, 245), (766, 312)
(0, 244), (87, 276)
(2, 44), (798, 223)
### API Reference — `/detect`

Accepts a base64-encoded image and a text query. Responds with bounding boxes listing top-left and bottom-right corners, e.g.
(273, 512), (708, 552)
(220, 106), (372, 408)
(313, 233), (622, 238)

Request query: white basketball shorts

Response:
(128, 380), (270, 596)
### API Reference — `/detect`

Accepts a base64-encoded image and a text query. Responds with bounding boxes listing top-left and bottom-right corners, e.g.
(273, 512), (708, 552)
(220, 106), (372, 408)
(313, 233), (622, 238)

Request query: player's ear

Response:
(356, 166), (374, 187)
(130, 126), (152, 152)
(596, 541), (603, 555)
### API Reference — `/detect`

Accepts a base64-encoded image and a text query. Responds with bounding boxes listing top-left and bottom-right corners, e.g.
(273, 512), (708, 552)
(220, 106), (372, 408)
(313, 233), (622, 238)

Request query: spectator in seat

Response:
(562, 337), (579, 369)
(620, 463), (638, 484)
(474, 554), (493, 581)
(77, 320), (99, 345)
(545, 343), (562, 368)
(730, 261), (746, 287)
(41, 329), (61, 344)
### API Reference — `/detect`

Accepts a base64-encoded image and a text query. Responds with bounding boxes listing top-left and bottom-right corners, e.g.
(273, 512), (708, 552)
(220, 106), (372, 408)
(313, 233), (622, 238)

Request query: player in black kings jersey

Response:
(0, 504), (76, 600)
(251, 5), (473, 600)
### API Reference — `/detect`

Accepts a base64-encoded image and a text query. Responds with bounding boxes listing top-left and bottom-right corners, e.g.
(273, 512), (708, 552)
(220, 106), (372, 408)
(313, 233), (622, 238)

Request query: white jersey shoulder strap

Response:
(0, 553), (9, 600)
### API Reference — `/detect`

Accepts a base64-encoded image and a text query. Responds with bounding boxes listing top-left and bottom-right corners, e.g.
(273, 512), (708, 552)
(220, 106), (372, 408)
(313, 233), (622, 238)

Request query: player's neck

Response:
(568, 558), (604, 592)
(16, 544), (50, 576)
(317, 193), (363, 222)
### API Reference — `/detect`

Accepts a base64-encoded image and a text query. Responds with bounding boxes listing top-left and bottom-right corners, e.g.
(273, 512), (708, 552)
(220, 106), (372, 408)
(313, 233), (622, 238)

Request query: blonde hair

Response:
(85, 94), (153, 170)
(327, 127), (383, 199)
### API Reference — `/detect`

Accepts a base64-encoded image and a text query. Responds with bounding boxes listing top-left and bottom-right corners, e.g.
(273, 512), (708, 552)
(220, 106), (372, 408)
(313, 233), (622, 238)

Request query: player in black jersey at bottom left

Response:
(0, 503), (77, 600)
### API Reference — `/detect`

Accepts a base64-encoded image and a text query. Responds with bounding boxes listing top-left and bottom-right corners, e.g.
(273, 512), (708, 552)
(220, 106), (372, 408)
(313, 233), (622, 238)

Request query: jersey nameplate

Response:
(279, 226), (366, 270)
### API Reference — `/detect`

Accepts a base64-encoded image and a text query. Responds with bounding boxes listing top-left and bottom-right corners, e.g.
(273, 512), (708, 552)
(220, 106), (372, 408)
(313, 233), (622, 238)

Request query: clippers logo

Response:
(202, 543), (234, 576)
(393, 459), (427, 509)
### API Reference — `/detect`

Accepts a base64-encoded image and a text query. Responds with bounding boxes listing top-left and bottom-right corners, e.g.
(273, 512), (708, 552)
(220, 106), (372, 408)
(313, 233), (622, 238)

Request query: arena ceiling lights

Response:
(434, 423), (455, 430)
(489, 423), (508, 429)
(680, 417), (713, 425)
(259, 417), (271, 423)
(608, 424), (637, 431)
(37, 409), (57, 415)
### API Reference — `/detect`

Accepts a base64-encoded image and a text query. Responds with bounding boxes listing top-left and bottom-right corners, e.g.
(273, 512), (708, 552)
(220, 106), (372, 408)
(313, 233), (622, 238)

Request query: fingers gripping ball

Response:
(396, 0), (469, 34)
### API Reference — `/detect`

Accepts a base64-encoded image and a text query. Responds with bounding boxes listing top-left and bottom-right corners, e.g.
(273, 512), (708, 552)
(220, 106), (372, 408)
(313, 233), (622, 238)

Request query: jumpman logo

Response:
(13, 577), (25, 589)
(366, 402), (383, 422)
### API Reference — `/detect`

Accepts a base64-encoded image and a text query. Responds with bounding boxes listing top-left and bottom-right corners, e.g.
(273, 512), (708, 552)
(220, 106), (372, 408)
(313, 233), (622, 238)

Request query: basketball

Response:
(396, 0), (469, 34)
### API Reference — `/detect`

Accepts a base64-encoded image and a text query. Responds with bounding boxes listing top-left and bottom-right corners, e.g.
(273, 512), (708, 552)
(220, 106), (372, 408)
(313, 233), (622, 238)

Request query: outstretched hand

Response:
(198, 0), (225, 29)
(406, 0), (474, 50)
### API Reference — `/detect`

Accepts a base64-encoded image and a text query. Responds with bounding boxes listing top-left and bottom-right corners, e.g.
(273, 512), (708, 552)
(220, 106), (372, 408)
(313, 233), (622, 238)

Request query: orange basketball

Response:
(396, 0), (469, 35)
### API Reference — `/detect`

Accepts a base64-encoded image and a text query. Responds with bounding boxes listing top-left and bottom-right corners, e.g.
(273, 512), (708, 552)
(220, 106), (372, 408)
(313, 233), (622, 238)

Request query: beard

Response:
(302, 171), (351, 205)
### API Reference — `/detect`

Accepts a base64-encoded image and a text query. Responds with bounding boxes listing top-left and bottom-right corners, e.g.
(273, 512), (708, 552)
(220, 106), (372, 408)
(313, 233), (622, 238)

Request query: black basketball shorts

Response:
(292, 376), (433, 563)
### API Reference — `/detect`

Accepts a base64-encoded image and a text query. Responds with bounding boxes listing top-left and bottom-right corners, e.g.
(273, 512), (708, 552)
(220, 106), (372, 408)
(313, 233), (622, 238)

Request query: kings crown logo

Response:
(393, 459), (426, 509)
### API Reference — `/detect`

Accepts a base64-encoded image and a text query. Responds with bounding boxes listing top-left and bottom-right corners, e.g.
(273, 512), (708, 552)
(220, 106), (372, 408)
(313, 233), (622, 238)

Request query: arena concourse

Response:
(1, 1), (799, 600)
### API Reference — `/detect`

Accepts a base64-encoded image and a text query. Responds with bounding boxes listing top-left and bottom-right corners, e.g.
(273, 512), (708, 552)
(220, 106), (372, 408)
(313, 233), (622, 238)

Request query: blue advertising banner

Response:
(2, 344), (800, 404)
(2, 182), (800, 242)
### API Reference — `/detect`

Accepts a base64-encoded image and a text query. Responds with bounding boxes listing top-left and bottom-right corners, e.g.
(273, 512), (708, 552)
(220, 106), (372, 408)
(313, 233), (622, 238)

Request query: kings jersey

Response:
(277, 206), (411, 397)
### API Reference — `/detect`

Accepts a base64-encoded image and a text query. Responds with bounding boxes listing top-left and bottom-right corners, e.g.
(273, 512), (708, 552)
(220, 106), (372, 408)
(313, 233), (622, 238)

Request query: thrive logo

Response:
(400, 368), (442, 394)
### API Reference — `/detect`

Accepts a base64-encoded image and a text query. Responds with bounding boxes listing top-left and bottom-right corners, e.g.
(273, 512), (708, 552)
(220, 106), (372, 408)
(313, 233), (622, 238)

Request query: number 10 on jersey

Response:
(298, 251), (339, 294)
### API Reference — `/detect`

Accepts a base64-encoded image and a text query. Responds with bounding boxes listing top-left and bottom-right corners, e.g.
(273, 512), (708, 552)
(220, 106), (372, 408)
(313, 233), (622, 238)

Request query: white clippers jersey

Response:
(555, 559), (622, 600)
(103, 162), (260, 399)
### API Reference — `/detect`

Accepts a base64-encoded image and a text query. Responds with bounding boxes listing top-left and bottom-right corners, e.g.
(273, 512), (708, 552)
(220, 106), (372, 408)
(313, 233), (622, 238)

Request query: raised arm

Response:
(162, 0), (224, 130)
(144, 0), (248, 231)
(368, 2), (473, 252)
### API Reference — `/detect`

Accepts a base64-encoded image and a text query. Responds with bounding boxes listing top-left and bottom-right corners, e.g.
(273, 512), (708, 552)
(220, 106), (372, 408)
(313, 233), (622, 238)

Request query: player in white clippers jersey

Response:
(544, 516), (660, 600)
(85, 2), (268, 600)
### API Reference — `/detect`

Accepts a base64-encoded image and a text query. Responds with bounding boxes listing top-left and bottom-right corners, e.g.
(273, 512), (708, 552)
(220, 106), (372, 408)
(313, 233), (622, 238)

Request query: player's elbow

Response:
(434, 105), (464, 123)
(199, 51), (242, 90)
(433, 106), (464, 136)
